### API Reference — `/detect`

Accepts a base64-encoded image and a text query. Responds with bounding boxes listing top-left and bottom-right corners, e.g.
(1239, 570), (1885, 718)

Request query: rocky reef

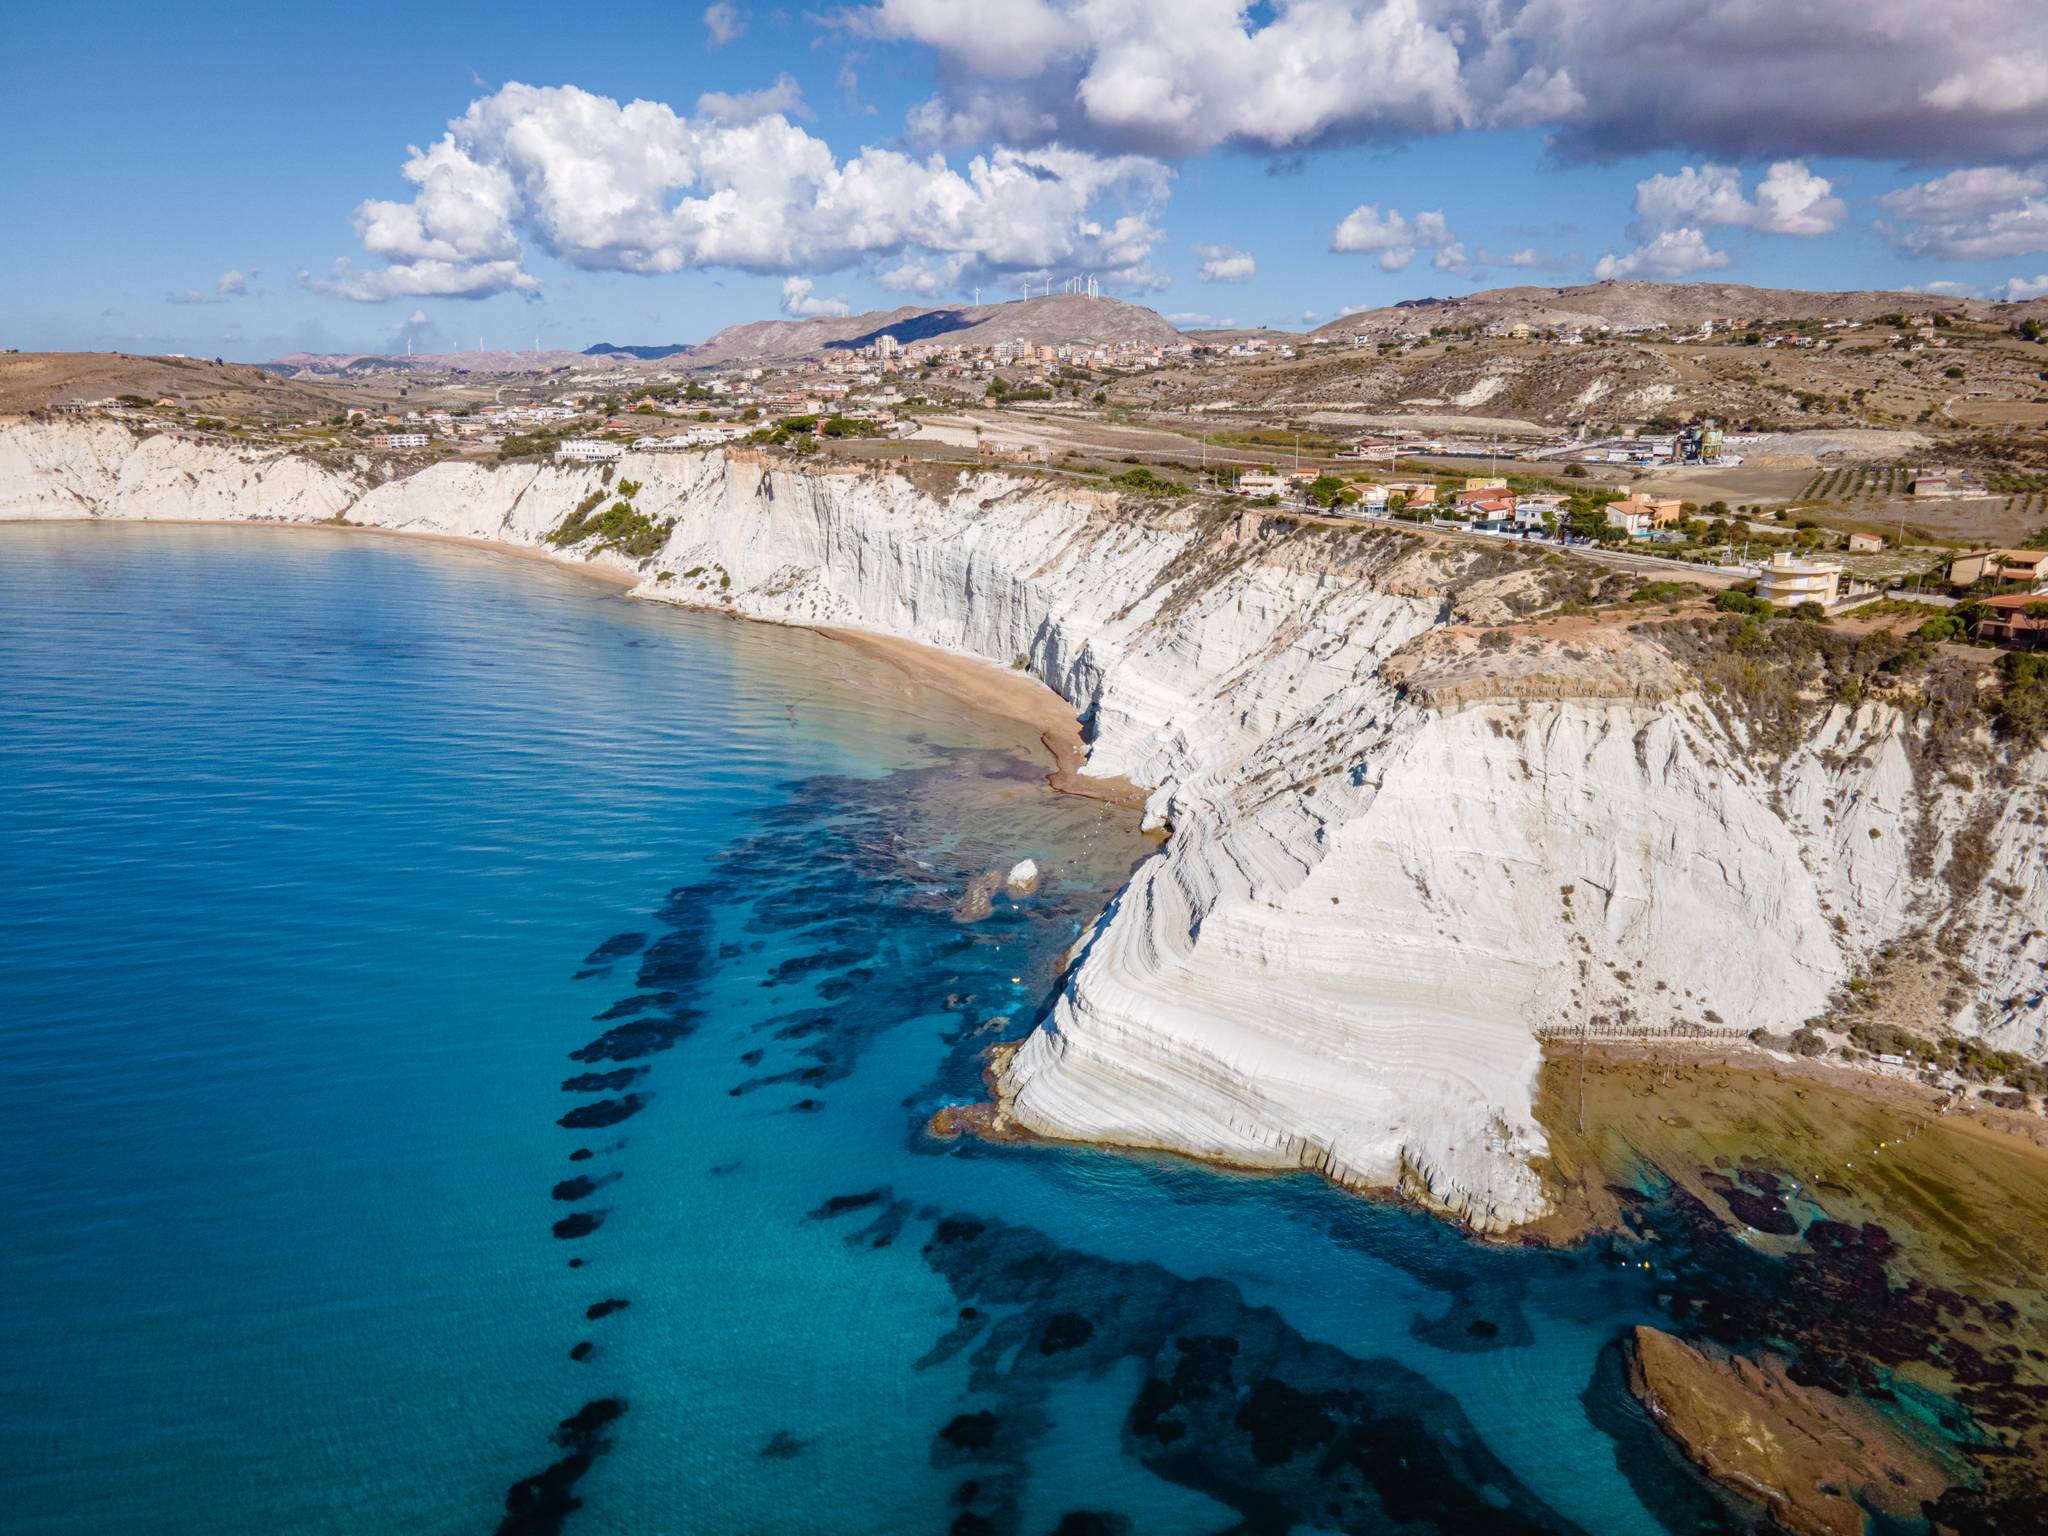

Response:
(1627, 1325), (1948, 1536)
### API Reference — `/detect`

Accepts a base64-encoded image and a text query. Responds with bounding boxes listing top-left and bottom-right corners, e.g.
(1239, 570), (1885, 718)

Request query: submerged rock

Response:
(1626, 1325), (1948, 1536)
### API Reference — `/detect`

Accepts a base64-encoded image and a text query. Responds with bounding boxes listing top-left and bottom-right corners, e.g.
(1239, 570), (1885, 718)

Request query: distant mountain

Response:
(684, 293), (1188, 365)
(1312, 280), (2048, 339)
(270, 348), (590, 378)
(583, 342), (693, 360)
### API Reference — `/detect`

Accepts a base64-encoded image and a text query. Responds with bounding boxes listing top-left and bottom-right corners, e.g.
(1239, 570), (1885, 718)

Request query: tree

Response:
(1303, 474), (1351, 508)
(1565, 506), (1619, 543)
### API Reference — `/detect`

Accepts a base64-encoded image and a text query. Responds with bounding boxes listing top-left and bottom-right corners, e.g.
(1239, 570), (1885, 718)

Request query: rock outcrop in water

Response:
(4, 419), (2045, 1231)
(1626, 1325), (1949, 1536)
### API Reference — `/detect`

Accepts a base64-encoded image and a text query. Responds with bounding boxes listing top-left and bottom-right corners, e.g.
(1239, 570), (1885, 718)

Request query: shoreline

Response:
(15, 513), (2048, 1249)
(809, 624), (1150, 812)
(962, 1028), (2048, 1251)
(1527, 1034), (2048, 1248)
(5, 514), (1140, 807)
(0, 513), (644, 590)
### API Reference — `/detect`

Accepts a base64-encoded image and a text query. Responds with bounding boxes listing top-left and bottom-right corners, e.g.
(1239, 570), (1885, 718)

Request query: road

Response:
(824, 436), (1751, 587)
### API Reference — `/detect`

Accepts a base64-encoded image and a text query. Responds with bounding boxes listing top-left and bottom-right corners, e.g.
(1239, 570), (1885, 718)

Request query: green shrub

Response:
(1998, 651), (2048, 739)
(1715, 588), (1772, 617)
(549, 499), (673, 558)
(1110, 466), (1186, 497)
(1629, 580), (1701, 605)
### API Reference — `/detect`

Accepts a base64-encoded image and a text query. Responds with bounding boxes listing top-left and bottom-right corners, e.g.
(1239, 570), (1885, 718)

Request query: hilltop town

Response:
(15, 281), (2046, 638)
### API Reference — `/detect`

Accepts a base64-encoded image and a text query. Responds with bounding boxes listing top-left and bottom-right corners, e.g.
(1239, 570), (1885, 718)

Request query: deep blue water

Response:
(0, 523), (1726, 1535)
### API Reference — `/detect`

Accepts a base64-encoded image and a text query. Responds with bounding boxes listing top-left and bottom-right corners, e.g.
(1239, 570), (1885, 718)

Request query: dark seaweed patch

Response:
(760, 1430), (807, 1460)
(558, 1095), (644, 1130)
(1037, 1314), (1093, 1355)
(585, 1298), (629, 1321)
(939, 1411), (1000, 1454)
(561, 1068), (642, 1094)
(1049, 1515), (1129, 1536)
(801, 1195), (1591, 1536)
(500, 743), (1150, 1534)
(582, 932), (649, 967)
(495, 1398), (626, 1536)
(808, 1189), (886, 1220)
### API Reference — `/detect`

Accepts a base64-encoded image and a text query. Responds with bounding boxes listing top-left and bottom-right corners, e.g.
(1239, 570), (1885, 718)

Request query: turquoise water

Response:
(0, 523), (1725, 1535)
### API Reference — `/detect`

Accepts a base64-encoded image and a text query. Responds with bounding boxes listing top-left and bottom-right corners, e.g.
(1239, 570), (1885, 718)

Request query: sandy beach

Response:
(812, 624), (1151, 811)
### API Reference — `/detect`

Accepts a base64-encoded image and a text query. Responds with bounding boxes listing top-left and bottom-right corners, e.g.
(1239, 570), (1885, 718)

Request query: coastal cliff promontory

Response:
(5, 418), (2044, 1230)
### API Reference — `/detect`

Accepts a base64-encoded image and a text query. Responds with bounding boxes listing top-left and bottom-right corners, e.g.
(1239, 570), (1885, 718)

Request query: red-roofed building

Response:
(1977, 593), (2048, 651)
(1456, 489), (1518, 519)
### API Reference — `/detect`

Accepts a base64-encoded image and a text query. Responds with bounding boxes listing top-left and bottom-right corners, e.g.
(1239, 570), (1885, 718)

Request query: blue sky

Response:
(5, 1), (2047, 360)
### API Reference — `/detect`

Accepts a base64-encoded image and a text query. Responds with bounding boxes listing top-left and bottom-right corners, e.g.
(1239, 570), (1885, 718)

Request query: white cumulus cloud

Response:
(1193, 241), (1254, 281)
(1330, 204), (1458, 271)
(1925, 51), (2048, 115)
(1631, 160), (1844, 237)
(317, 81), (1172, 301)
(1593, 227), (1732, 280)
(856, 0), (1469, 155)
(168, 269), (255, 305)
(696, 73), (808, 124)
(781, 276), (852, 316)
(2003, 273), (2048, 300)
(703, 2), (744, 48)
(1877, 165), (2048, 258)
(848, 0), (2048, 162)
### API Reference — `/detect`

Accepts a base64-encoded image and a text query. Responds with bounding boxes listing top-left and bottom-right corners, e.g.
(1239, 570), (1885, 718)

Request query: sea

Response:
(0, 522), (1744, 1535)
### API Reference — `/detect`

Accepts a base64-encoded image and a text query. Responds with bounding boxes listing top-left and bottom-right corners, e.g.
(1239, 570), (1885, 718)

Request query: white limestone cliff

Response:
(4, 419), (2044, 1231)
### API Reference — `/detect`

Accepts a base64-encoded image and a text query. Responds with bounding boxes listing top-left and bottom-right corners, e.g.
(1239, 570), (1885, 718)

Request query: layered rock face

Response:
(4, 422), (2043, 1230)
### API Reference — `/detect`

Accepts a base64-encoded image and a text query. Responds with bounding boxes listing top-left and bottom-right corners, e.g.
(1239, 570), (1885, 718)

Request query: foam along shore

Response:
(4, 418), (2046, 1233)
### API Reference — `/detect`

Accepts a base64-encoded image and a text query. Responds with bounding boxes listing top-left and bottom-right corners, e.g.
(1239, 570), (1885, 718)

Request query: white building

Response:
(1757, 551), (1844, 610)
(557, 439), (624, 462)
(1235, 471), (1288, 498)
(373, 432), (429, 450)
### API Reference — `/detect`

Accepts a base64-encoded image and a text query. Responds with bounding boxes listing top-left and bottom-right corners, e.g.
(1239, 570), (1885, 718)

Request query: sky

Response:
(5, 0), (2048, 361)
